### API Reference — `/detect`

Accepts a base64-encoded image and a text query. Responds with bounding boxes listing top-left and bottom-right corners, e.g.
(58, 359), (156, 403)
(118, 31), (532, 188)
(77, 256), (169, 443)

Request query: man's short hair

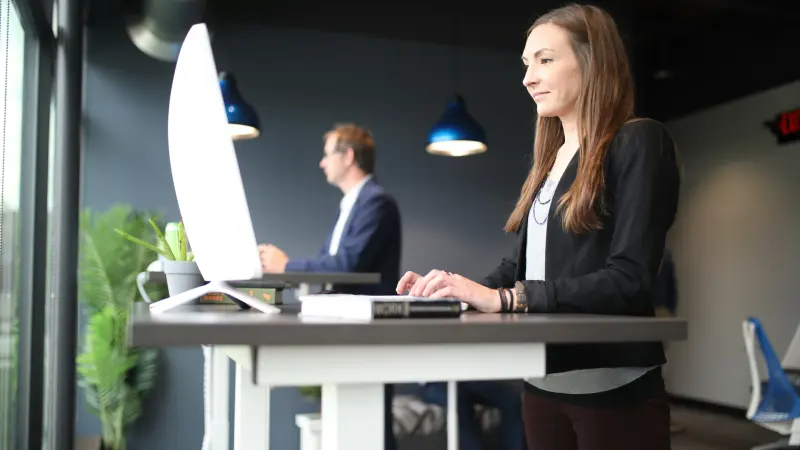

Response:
(324, 123), (375, 174)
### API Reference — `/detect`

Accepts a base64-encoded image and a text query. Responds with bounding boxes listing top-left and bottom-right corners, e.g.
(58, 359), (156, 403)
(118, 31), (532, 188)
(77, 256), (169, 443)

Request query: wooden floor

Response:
(75, 402), (789, 450)
(396, 403), (790, 450)
(671, 404), (785, 450)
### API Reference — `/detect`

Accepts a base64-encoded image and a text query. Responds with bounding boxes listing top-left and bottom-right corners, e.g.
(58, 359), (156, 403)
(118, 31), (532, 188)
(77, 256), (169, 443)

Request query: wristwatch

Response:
(514, 281), (528, 313)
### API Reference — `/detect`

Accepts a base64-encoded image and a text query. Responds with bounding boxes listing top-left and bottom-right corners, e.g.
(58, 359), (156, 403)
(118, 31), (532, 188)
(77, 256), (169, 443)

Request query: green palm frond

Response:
(77, 308), (137, 403)
(121, 386), (143, 428)
(79, 226), (115, 315)
(77, 204), (169, 450)
(76, 307), (139, 450)
(131, 348), (158, 395)
(79, 379), (100, 416)
(85, 207), (147, 286)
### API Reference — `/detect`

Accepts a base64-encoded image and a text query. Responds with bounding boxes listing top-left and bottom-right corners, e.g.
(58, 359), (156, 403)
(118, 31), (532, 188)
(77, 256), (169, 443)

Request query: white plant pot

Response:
(295, 413), (322, 450)
(163, 260), (205, 299)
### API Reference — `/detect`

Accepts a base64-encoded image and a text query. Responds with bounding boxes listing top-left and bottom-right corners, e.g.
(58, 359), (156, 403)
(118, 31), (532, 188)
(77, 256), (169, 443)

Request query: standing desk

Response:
(130, 301), (688, 450)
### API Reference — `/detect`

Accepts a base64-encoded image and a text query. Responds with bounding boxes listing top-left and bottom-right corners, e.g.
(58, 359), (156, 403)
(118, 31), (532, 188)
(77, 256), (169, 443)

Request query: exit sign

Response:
(765, 107), (800, 144)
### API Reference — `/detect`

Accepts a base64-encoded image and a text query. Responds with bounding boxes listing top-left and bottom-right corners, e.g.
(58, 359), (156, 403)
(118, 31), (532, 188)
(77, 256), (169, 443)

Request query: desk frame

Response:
(211, 342), (545, 450)
(131, 303), (687, 450)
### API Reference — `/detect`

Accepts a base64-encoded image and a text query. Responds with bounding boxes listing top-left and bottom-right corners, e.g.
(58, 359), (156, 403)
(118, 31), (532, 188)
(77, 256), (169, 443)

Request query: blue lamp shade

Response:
(219, 71), (260, 140)
(426, 95), (487, 157)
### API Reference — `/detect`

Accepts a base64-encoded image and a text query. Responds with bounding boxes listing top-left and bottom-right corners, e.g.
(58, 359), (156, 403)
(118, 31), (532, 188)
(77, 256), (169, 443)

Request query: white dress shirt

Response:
(328, 175), (373, 255)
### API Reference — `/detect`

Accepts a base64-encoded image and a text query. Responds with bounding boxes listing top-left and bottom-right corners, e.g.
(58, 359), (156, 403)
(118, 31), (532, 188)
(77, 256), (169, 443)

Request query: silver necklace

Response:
(532, 175), (556, 225)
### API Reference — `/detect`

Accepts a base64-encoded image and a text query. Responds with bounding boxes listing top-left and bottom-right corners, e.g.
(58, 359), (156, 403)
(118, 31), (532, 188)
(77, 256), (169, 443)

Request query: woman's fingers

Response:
(409, 269), (442, 296)
(396, 271), (420, 294)
(421, 273), (449, 297)
(429, 285), (455, 299)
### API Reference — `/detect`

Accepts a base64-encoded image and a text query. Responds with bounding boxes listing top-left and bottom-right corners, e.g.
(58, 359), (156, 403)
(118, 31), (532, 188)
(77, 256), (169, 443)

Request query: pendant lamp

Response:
(426, 94), (487, 157)
(219, 71), (260, 140)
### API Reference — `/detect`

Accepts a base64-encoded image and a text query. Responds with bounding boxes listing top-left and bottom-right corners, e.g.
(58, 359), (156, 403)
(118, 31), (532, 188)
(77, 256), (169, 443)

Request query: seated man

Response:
(421, 380), (525, 450)
(259, 123), (402, 450)
(259, 123), (401, 295)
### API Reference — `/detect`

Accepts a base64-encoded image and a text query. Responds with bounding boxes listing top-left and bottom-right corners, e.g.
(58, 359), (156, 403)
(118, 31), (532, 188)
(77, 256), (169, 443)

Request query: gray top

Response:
(144, 271), (380, 289)
(129, 303), (687, 348)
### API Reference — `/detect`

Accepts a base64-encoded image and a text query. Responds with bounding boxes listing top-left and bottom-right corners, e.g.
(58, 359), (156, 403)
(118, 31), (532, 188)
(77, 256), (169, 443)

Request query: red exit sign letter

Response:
(766, 108), (800, 145)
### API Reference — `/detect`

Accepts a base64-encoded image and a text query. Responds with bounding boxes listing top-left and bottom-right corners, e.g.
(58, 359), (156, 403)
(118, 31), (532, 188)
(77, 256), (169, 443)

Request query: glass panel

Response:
(42, 2), (57, 446)
(41, 84), (55, 450)
(0, 0), (29, 448)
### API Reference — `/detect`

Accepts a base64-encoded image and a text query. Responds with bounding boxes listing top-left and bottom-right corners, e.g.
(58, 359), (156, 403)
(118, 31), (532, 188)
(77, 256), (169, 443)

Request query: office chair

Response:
(743, 317), (800, 449)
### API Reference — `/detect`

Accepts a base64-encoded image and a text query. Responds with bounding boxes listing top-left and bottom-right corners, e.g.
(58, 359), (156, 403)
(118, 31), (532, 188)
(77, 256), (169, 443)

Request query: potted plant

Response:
(299, 386), (322, 402)
(296, 386), (323, 450)
(76, 204), (168, 450)
(113, 218), (205, 299)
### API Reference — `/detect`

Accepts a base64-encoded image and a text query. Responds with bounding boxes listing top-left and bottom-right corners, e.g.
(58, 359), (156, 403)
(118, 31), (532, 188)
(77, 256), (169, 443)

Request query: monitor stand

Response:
(149, 280), (281, 314)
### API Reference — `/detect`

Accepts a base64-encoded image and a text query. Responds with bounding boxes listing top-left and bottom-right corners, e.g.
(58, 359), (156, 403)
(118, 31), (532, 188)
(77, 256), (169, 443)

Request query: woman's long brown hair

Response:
(505, 4), (636, 235)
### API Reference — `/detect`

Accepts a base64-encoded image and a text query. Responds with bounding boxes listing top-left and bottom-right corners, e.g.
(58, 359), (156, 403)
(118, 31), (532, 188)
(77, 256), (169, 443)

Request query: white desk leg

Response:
(233, 364), (270, 450)
(321, 382), (384, 450)
(447, 380), (458, 450)
(296, 283), (311, 296)
(210, 347), (230, 450)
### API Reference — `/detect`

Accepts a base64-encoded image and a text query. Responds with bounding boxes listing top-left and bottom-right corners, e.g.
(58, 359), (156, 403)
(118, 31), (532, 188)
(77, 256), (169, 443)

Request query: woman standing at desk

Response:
(397, 4), (680, 450)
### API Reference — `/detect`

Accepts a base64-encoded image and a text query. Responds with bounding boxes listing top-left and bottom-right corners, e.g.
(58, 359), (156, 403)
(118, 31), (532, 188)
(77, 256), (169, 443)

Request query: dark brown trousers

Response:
(522, 390), (672, 450)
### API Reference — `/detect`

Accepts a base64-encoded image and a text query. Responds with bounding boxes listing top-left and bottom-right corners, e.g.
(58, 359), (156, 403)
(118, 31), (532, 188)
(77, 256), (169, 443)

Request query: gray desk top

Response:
(130, 303), (687, 347)
(145, 271), (380, 289)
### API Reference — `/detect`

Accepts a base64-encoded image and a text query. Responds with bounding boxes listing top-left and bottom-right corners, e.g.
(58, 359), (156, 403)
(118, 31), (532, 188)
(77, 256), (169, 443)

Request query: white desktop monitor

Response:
(166, 23), (262, 283)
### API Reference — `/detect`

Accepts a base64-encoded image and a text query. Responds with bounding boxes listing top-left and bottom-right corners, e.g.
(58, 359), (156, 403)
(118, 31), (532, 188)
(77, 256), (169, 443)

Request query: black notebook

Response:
(297, 294), (465, 319)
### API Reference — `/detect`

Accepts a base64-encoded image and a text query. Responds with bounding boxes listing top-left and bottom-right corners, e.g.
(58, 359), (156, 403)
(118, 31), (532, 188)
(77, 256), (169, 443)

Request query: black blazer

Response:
(482, 119), (681, 374)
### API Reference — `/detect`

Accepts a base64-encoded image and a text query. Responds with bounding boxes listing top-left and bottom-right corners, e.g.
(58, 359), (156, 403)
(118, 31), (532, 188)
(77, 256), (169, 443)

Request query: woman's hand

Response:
(396, 271), (422, 295)
(396, 269), (502, 313)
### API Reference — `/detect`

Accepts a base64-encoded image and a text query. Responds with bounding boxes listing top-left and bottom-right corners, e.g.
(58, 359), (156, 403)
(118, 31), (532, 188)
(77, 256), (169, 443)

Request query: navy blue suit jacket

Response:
(284, 177), (402, 295)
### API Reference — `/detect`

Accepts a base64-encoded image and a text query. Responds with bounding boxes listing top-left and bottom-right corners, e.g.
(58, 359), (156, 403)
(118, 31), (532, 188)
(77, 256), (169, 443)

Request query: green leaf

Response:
(148, 218), (175, 260)
(178, 221), (187, 261)
(114, 229), (170, 259)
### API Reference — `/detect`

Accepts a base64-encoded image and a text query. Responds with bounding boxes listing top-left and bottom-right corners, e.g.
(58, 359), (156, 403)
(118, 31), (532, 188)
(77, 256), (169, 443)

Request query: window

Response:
(41, 82), (55, 450)
(41, 4), (57, 446)
(0, 0), (28, 448)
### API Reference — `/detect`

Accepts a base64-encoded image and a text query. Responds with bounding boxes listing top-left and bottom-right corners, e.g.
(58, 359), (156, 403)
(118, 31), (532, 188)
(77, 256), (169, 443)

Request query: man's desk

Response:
(130, 303), (687, 450)
(142, 270), (382, 302)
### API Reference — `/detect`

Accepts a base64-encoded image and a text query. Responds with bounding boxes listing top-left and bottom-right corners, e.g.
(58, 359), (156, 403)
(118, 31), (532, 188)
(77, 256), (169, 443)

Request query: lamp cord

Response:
(450, 14), (460, 94)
